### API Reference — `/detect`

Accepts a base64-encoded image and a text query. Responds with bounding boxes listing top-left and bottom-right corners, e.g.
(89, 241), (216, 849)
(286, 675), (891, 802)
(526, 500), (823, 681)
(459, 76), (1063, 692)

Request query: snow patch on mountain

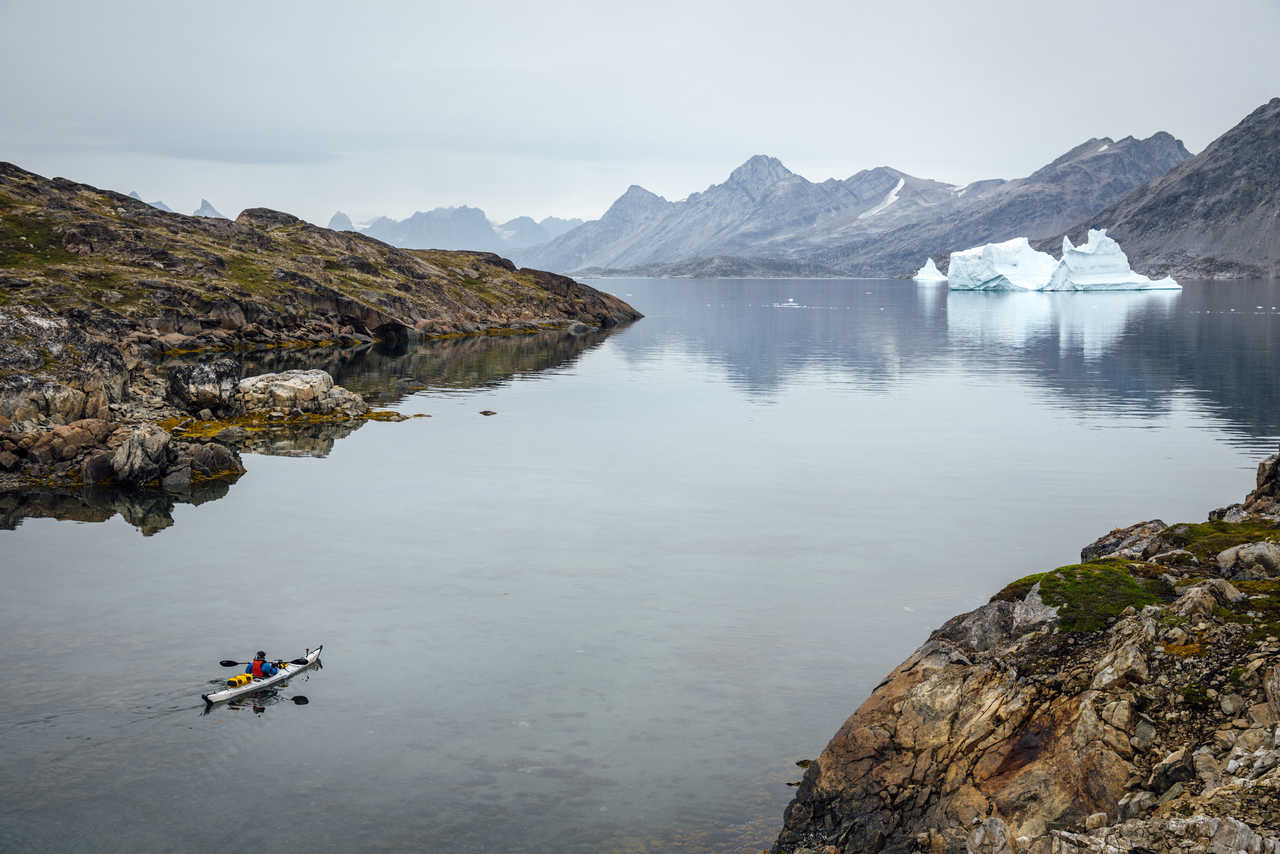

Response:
(859, 177), (905, 219)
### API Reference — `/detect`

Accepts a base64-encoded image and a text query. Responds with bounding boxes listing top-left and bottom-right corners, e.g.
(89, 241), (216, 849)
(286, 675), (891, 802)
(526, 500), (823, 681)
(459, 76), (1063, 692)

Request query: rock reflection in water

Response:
(1, 328), (618, 533)
(0, 476), (239, 536)
(235, 326), (616, 406)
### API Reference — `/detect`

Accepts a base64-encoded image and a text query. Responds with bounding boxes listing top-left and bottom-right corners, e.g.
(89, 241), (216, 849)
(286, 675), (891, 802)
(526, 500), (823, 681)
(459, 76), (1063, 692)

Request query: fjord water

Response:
(3, 278), (1279, 852)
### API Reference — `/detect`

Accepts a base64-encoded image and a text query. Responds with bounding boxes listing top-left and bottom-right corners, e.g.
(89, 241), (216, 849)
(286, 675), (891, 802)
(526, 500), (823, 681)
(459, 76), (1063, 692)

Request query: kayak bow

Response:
(201, 645), (323, 706)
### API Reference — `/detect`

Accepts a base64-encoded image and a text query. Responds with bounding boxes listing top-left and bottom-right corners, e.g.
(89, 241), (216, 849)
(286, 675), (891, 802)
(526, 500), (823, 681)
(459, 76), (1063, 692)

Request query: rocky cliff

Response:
(773, 453), (1280, 854)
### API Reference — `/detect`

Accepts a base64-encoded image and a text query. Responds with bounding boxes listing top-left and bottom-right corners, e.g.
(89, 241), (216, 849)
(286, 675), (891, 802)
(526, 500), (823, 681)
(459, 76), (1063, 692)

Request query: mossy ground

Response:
(1215, 578), (1280, 641)
(1159, 519), (1280, 563)
(993, 559), (1167, 633)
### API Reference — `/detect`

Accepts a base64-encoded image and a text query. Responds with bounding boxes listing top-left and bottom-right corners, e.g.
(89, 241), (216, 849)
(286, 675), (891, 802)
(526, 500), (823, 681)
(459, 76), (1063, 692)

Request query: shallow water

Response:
(2, 278), (1278, 852)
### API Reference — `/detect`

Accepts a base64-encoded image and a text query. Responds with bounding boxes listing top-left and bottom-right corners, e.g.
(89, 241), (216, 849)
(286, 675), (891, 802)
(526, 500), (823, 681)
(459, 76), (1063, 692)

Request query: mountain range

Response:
(516, 134), (1192, 277)
(328, 207), (583, 253)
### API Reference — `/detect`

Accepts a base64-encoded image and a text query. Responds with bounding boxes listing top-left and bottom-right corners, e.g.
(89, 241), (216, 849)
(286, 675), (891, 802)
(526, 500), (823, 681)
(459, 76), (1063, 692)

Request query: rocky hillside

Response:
(0, 161), (638, 513)
(814, 134), (1190, 277)
(773, 452), (1280, 854)
(1061, 97), (1280, 280)
(516, 136), (1188, 278)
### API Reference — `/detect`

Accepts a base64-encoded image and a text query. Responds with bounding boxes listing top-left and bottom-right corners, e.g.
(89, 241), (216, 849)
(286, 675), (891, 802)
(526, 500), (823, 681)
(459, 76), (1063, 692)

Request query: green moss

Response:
(0, 210), (75, 268)
(1180, 682), (1211, 710)
(991, 560), (1165, 633)
(1160, 520), (1280, 563)
(222, 255), (279, 295)
(990, 573), (1049, 603)
(1038, 561), (1165, 633)
(1205, 579), (1280, 641)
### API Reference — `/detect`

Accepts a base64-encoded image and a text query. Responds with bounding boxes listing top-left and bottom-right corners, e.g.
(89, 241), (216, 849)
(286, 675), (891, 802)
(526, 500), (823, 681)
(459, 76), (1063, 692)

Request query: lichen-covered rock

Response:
(1216, 541), (1280, 579)
(166, 359), (240, 415)
(1050, 815), (1280, 854)
(110, 424), (174, 485)
(1080, 519), (1167, 562)
(236, 370), (368, 417)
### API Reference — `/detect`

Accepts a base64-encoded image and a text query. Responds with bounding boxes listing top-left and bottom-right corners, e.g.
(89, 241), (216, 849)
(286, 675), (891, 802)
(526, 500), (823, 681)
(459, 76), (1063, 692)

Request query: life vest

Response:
(251, 659), (267, 677)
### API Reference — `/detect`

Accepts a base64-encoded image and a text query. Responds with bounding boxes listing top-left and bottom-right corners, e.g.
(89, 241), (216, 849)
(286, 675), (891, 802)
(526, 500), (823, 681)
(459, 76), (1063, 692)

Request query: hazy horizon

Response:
(2, 0), (1277, 226)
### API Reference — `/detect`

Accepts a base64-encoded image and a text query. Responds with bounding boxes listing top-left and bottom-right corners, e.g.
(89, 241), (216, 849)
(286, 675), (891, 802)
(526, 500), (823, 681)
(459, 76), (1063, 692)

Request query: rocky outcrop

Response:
(235, 370), (367, 417)
(774, 453), (1280, 854)
(166, 359), (240, 415)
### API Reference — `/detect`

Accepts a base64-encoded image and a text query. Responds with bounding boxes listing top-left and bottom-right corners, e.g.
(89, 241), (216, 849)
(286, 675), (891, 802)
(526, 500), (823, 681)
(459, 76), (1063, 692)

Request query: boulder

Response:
(166, 359), (240, 414)
(187, 442), (241, 476)
(967, 817), (1015, 854)
(1215, 541), (1280, 580)
(110, 424), (175, 485)
(1081, 520), (1166, 562)
(1145, 747), (1194, 794)
(236, 370), (367, 417)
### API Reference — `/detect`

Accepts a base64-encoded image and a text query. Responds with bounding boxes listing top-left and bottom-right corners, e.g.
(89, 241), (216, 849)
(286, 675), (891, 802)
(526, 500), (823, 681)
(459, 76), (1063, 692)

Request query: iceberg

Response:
(1041, 229), (1180, 291)
(912, 257), (948, 282)
(945, 237), (1058, 290)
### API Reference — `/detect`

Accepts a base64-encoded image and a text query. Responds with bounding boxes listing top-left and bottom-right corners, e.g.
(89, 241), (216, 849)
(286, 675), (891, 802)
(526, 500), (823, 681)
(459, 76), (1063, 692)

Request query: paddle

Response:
(219, 657), (310, 667)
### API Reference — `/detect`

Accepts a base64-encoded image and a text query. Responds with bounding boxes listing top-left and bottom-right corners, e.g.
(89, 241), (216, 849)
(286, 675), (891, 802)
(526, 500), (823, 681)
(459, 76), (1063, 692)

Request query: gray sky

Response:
(2, 0), (1277, 225)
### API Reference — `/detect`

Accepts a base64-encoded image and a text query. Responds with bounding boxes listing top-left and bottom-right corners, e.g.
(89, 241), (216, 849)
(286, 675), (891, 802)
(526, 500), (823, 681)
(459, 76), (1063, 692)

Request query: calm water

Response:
(2, 278), (1279, 852)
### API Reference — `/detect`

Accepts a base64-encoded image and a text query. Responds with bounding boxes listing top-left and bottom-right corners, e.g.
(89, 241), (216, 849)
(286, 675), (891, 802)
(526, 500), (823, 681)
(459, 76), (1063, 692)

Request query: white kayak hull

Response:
(202, 645), (323, 705)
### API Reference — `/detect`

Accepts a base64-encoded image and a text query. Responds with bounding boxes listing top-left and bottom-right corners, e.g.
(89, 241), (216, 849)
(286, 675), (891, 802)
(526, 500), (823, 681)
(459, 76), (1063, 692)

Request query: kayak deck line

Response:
(202, 645), (323, 706)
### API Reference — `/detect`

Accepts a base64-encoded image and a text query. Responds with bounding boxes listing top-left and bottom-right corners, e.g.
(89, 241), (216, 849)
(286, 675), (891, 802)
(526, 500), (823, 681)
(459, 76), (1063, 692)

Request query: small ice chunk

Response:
(912, 258), (948, 283)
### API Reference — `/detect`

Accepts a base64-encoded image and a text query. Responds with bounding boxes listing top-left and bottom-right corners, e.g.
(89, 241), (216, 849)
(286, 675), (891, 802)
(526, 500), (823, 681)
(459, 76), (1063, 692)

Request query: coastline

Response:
(772, 453), (1280, 853)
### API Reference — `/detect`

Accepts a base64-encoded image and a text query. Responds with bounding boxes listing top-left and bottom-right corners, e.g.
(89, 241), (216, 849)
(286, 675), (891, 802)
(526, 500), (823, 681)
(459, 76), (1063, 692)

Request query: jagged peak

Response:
(726, 155), (794, 189)
(602, 185), (669, 220)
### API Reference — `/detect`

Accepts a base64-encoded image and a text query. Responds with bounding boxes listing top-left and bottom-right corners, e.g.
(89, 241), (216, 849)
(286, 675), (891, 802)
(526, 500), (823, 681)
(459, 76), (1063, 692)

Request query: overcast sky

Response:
(2, 0), (1277, 225)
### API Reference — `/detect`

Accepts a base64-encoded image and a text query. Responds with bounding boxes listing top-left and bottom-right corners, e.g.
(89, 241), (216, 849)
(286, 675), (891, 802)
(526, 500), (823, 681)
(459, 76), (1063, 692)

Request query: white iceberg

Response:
(946, 237), (1058, 290)
(912, 257), (948, 282)
(1041, 229), (1180, 291)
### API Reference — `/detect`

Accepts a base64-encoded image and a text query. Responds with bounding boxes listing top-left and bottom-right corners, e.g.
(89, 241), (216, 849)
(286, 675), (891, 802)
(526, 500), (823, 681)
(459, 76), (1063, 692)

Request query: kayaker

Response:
(245, 651), (279, 678)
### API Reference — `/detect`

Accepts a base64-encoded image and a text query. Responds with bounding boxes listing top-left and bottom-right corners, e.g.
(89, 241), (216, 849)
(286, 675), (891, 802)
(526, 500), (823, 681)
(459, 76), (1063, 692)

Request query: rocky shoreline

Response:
(773, 452), (1280, 854)
(0, 161), (641, 528)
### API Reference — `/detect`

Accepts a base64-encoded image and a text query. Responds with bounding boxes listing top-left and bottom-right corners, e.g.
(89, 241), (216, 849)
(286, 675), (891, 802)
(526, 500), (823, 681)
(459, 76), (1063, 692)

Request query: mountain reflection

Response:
(1, 328), (617, 533)
(602, 278), (1280, 442)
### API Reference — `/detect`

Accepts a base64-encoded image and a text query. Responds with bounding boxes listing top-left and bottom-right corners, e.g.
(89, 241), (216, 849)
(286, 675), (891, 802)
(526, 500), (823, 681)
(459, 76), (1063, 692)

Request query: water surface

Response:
(2, 278), (1279, 852)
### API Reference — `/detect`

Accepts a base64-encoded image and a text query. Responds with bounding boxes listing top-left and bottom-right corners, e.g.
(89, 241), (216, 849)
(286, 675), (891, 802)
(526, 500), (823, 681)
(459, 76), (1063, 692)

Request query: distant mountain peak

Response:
(328, 211), (354, 231)
(602, 185), (669, 221)
(193, 199), (226, 219)
(726, 155), (794, 189)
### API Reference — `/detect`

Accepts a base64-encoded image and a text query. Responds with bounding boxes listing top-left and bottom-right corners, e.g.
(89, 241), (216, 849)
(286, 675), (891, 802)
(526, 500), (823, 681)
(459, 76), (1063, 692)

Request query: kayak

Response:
(202, 645), (323, 706)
